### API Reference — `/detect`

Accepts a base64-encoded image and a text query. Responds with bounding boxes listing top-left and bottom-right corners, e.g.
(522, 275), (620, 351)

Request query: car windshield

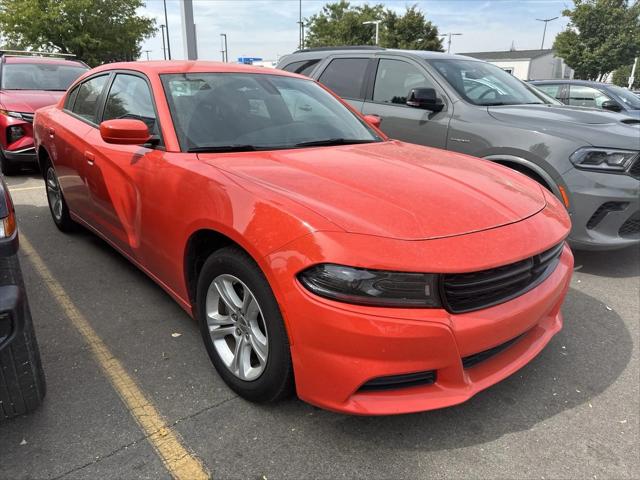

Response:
(161, 73), (382, 152)
(608, 84), (640, 109)
(427, 58), (554, 106)
(1, 62), (88, 91)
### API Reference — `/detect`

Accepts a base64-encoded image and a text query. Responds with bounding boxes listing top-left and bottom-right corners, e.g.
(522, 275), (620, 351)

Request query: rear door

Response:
(534, 83), (567, 104)
(315, 56), (372, 111)
(52, 73), (110, 222)
(361, 57), (451, 148)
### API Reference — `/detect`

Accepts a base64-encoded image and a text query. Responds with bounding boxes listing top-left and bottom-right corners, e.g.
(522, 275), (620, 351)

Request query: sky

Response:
(138, 0), (572, 62)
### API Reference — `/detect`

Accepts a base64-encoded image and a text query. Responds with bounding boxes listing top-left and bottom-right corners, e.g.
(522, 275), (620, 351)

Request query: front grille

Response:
(442, 242), (564, 314)
(462, 333), (526, 369)
(20, 113), (34, 123)
(629, 158), (640, 180)
(619, 213), (640, 238)
(358, 370), (436, 392)
(586, 202), (628, 229)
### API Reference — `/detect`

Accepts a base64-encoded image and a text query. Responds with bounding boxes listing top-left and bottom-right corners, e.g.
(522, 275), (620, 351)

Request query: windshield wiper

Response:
(187, 144), (261, 153)
(294, 138), (376, 148)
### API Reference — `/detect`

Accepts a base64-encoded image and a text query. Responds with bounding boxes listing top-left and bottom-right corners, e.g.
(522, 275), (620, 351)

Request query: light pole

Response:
(536, 17), (558, 50)
(298, 0), (304, 50)
(159, 25), (167, 60)
(163, 0), (172, 60)
(362, 20), (382, 46)
(440, 33), (462, 54)
(143, 50), (151, 61)
(220, 34), (228, 62)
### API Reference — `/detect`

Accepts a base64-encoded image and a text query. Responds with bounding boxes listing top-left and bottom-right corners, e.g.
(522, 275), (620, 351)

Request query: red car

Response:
(33, 61), (573, 415)
(0, 51), (88, 175)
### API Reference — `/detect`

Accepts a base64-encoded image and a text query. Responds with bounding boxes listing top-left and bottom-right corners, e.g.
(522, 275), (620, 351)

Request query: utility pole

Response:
(143, 50), (151, 61)
(440, 33), (462, 54)
(362, 20), (382, 46)
(163, 0), (172, 60)
(220, 34), (228, 62)
(297, 0), (305, 50)
(630, 57), (638, 90)
(536, 17), (558, 50)
(159, 25), (167, 60)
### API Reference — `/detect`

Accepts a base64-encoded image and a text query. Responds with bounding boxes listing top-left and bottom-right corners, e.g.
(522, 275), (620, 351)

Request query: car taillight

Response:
(0, 189), (17, 238)
(6, 125), (25, 144)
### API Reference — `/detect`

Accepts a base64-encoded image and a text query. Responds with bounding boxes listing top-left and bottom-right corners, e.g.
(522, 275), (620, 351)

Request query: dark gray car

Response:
(277, 47), (640, 250)
(530, 79), (640, 119)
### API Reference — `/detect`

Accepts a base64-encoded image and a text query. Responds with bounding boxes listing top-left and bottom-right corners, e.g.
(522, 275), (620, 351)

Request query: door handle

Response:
(85, 151), (95, 166)
(47, 127), (55, 138)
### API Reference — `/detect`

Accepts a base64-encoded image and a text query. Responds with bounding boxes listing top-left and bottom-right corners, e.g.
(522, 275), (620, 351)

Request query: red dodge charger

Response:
(34, 61), (573, 415)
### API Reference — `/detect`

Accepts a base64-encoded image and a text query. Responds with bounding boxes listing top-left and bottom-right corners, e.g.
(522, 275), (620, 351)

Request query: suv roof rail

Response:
(293, 45), (385, 53)
(0, 50), (77, 59)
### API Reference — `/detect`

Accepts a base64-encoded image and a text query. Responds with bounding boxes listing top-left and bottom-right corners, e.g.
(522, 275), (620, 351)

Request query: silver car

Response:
(278, 48), (640, 250)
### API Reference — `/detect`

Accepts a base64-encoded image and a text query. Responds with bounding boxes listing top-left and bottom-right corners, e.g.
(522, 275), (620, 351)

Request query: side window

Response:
(282, 59), (320, 77)
(568, 85), (611, 108)
(318, 58), (369, 100)
(535, 84), (564, 101)
(103, 74), (157, 133)
(373, 59), (435, 105)
(64, 84), (80, 110)
(72, 75), (109, 123)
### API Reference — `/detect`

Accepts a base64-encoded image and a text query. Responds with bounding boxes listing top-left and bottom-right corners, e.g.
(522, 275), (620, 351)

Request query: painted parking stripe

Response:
(20, 234), (210, 480)
(8, 185), (46, 192)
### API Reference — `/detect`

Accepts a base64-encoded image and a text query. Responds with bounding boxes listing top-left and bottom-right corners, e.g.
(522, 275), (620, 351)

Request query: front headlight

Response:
(570, 147), (638, 173)
(0, 109), (23, 120)
(298, 263), (441, 308)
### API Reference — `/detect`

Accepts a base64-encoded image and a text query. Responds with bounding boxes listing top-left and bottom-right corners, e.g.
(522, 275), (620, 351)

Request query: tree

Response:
(0, 0), (156, 67)
(612, 63), (640, 89)
(305, 1), (443, 51)
(553, 0), (640, 81)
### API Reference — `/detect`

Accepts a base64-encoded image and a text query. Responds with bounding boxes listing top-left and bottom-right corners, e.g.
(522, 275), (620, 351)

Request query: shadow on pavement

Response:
(572, 245), (639, 279)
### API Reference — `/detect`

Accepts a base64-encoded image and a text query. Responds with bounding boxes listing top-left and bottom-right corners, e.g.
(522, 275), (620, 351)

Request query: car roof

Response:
(281, 47), (477, 62)
(89, 60), (303, 78)
(530, 79), (616, 88)
(3, 55), (85, 67)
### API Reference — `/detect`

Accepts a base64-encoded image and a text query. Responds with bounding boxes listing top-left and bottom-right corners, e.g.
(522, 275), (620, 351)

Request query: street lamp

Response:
(536, 17), (558, 50)
(159, 24), (167, 60)
(163, 0), (172, 60)
(220, 33), (228, 62)
(362, 20), (382, 46)
(440, 33), (462, 54)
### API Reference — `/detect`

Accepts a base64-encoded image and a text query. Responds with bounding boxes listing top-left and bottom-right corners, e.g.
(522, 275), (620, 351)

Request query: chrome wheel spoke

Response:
(249, 332), (268, 365)
(209, 325), (236, 340)
(214, 277), (243, 313)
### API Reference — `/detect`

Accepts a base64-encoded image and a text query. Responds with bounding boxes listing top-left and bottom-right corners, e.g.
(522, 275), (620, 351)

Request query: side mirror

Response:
(363, 114), (382, 129)
(601, 100), (622, 113)
(100, 119), (151, 145)
(406, 88), (444, 112)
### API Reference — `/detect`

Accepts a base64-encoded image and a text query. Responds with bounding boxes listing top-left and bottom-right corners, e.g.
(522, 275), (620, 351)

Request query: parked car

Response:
(0, 176), (46, 420)
(0, 50), (88, 175)
(530, 79), (640, 119)
(34, 61), (573, 415)
(278, 48), (640, 251)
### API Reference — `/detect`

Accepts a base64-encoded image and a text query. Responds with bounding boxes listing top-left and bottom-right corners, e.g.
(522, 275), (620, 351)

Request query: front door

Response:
(361, 58), (451, 148)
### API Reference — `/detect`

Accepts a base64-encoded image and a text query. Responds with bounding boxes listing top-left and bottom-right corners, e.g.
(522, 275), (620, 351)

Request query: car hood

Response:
(487, 104), (640, 149)
(0, 90), (64, 113)
(198, 141), (546, 240)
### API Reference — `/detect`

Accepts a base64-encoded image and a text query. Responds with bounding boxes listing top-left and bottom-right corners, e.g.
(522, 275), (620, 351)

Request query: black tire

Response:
(0, 301), (46, 420)
(44, 162), (76, 232)
(0, 151), (19, 176)
(196, 246), (294, 402)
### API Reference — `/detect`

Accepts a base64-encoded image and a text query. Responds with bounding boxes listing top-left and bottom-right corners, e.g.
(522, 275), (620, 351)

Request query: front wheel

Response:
(45, 164), (75, 232)
(196, 247), (293, 402)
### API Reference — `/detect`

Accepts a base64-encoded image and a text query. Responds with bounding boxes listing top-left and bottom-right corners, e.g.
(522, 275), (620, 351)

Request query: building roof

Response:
(458, 49), (554, 61)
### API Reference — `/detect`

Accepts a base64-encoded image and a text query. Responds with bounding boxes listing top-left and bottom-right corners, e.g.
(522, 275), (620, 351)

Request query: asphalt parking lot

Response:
(0, 172), (638, 480)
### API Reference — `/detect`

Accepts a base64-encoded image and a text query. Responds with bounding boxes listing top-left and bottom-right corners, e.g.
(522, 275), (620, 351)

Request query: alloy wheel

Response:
(205, 274), (269, 381)
(46, 167), (63, 221)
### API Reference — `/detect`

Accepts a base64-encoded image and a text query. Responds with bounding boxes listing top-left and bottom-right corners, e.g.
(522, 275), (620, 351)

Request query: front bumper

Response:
(277, 245), (573, 415)
(1, 147), (37, 165)
(562, 168), (640, 250)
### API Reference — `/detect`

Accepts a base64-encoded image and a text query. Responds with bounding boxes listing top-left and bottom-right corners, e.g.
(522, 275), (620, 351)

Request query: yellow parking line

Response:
(20, 235), (210, 480)
(9, 185), (46, 192)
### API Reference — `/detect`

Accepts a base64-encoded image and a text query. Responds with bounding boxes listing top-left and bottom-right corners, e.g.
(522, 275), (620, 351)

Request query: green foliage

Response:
(553, 0), (640, 81)
(0, 0), (156, 67)
(612, 63), (640, 88)
(305, 1), (443, 51)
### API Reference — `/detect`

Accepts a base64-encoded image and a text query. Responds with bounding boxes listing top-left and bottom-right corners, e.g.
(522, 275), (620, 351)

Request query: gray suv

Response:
(277, 47), (640, 250)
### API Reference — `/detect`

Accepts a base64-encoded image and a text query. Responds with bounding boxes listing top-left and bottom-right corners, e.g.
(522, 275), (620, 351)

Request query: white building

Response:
(458, 49), (574, 81)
